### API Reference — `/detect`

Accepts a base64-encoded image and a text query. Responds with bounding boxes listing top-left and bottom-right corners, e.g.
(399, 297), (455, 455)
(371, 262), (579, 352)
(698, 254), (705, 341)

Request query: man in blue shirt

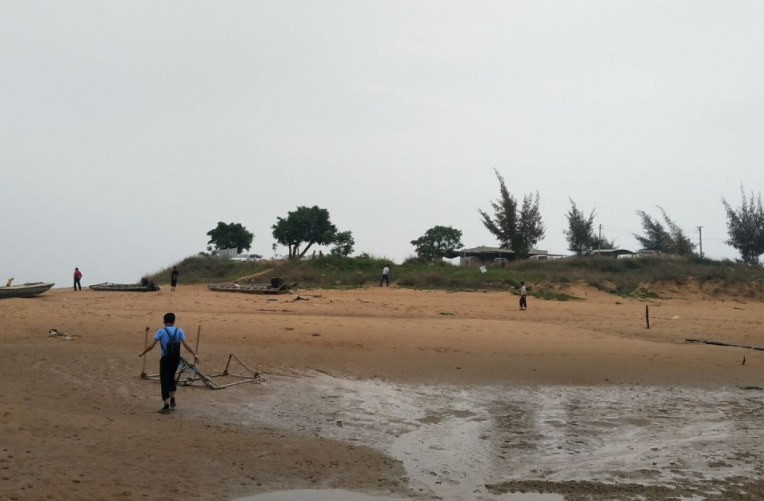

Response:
(138, 312), (200, 414)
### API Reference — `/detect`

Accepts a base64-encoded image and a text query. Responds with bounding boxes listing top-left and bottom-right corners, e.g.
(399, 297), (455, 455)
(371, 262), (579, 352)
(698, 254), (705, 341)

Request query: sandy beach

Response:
(1, 283), (763, 500)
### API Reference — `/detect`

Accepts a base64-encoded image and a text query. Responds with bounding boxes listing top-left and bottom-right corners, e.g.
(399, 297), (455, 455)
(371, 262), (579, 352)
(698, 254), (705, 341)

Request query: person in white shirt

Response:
(519, 281), (527, 310)
(379, 266), (390, 287)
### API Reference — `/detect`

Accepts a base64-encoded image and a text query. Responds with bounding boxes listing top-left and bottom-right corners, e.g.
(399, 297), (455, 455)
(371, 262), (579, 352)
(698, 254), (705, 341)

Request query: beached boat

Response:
(208, 278), (297, 295)
(0, 282), (55, 299)
(89, 280), (160, 292)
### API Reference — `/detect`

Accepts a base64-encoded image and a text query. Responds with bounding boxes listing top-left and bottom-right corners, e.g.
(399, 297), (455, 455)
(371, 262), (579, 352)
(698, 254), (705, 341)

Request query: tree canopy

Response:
(206, 222), (254, 254)
(722, 186), (764, 265)
(330, 231), (355, 257)
(658, 207), (695, 256)
(272, 206), (337, 258)
(634, 207), (695, 256)
(410, 225), (464, 261)
(478, 169), (545, 258)
(563, 199), (613, 255)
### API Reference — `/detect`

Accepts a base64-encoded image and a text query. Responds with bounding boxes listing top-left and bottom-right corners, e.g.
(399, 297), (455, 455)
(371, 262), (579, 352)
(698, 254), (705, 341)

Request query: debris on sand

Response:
(49, 328), (74, 340)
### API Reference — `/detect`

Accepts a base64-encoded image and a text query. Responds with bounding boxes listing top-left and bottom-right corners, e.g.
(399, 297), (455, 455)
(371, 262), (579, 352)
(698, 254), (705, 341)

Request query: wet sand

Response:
(1, 283), (763, 500)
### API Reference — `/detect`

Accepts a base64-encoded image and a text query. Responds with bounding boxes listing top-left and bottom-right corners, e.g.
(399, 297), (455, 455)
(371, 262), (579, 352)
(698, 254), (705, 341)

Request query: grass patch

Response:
(531, 291), (583, 301)
(144, 254), (764, 301)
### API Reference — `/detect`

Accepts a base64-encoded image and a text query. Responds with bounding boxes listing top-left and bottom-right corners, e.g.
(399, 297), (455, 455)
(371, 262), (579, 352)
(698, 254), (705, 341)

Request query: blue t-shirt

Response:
(153, 325), (186, 358)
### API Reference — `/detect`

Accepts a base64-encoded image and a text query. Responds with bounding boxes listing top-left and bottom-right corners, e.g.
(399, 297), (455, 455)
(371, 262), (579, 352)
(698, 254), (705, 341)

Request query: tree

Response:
(206, 222), (254, 254)
(563, 200), (615, 255)
(410, 226), (464, 261)
(271, 206), (337, 258)
(563, 199), (597, 255)
(330, 231), (355, 257)
(658, 207), (696, 256)
(591, 234), (616, 252)
(478, 169), (544, 258)
(722, 186), (764, 265)
(634, 210), (671, 253)
(634, 207), (696, 255)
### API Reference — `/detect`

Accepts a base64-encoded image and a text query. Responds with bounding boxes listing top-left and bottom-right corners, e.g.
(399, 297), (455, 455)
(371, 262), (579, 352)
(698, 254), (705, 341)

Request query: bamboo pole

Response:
(227, 353), (259, 377)
(195, 325), (201, 356)
(140, 326), (149, 377)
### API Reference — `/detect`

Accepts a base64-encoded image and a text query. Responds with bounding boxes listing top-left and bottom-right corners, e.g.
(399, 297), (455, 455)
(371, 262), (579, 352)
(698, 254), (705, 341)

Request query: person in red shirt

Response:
(73, 267), (82, 290)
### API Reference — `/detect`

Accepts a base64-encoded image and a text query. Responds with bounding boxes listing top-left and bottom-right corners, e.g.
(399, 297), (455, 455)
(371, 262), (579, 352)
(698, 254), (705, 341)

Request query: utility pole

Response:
(697, 226), (703, 258)
(598, 224), (602, 255)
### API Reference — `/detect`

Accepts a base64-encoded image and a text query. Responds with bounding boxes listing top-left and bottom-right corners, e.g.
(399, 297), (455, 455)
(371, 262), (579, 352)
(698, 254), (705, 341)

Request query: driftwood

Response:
(685, 338), (764, 352)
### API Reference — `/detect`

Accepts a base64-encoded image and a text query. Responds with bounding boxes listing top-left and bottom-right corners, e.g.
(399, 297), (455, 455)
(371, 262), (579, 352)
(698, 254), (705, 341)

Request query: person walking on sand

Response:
(170, 266), (179, 291)
(73, 268), (82, 290)
(519, 281), (527, 310)
(379, 265), (390, 287)
(138, 312), (199, 414)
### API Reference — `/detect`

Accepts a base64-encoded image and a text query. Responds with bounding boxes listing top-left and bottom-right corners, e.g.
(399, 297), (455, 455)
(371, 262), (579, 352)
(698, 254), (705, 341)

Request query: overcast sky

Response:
(3, 1), (763, 287)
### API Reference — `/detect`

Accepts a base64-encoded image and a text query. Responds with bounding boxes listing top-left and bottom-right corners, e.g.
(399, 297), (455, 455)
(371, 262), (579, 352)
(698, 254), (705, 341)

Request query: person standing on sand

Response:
(380, 265), (390, 287)
(170, 266), (179, 291)
(138, 312), (199, 414)
(519, 281), (527, 310)
(73, 268), (82, 290)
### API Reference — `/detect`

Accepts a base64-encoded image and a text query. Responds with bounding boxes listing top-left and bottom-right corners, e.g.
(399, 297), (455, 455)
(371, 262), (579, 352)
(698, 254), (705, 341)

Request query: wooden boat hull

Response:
(207, 282), (296, 295)
(89, 282), (160, 292)
(0, 282), (55, 299)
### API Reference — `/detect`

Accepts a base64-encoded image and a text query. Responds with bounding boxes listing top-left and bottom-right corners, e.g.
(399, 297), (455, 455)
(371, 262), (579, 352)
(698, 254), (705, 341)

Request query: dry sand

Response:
(1, 283), (763, 500)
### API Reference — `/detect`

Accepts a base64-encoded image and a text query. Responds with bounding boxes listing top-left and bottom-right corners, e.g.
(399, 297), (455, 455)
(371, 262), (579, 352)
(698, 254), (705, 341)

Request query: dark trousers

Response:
(380, 274), (389, 286)
(159, 356), (180, 400)
(519, 295), (527, 309)
(73, 278), (81, 290)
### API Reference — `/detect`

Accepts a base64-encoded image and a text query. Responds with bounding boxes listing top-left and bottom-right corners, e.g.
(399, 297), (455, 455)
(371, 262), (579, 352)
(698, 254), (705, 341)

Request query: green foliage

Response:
(146, 254), (764, 300)
(722, 186), (764, 265)
(478, 168), (545, 258)
(563, 199), (599, 255)
(148, 254), (264, 284)
(410, 225), (464, 261)
(563, 199), (616, 255)
(634, 207), (696, 256)
(206, 222), (254, 254)
(272, 206), (337, 258)
(330, 230), (355, 257)
(634, 210), (671, 252)
(517, 191), (545, 256)
(658, 207), (696, 256)
(530, 290), (582, 301)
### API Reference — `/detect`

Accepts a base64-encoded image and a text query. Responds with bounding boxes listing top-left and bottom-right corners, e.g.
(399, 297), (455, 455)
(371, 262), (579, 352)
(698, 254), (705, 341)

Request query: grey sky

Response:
(3, 1), (763, 287)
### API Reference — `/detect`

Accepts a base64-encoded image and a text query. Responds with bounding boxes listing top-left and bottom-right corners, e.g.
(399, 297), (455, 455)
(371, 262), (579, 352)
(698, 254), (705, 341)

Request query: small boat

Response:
(89, 279), (160, 292)
(0, 282), (55, 299)
(208, 277), (297, 295)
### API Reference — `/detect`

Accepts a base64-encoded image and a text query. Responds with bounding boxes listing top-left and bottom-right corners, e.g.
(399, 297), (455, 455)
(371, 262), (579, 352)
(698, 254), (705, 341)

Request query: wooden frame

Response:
(140, 325), (264, 390)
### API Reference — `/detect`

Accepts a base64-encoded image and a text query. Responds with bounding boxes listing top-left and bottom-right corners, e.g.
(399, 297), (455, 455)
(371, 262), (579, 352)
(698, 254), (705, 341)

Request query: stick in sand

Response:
(195, 325), (201, 358)
(140, 326), (149, 377)
(645, 305), (650, 329)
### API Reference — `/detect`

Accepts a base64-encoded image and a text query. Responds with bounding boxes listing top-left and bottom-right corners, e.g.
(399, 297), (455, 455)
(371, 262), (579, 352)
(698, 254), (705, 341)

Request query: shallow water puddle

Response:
(213, 374), (764, 500)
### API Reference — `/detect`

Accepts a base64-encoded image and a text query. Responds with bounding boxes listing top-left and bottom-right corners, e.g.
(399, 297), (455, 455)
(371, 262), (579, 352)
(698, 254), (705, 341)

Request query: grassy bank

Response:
(145, 254), (764, 299)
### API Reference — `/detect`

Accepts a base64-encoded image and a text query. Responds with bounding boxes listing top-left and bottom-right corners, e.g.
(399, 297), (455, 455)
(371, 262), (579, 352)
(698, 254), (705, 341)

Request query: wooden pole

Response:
(645, 305), (650, 329)
(141, 326), (149, 376)
(195, 325), (201, 356)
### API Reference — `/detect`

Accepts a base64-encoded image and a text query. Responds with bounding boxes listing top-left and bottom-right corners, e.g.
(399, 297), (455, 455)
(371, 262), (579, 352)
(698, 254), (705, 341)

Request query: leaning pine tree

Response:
(478, 168), (545, 258)
(722, 186), (764, 265)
